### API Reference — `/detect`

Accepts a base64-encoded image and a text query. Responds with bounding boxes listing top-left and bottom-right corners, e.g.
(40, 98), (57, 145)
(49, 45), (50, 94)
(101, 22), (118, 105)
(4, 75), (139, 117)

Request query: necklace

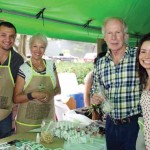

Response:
(32, 64), (43, 71)
(31, 61), (44, 72)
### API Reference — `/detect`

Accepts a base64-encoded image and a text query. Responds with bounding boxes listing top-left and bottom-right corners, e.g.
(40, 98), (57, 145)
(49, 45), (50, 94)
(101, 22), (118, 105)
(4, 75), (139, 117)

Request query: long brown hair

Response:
(136, 33), (150, 85)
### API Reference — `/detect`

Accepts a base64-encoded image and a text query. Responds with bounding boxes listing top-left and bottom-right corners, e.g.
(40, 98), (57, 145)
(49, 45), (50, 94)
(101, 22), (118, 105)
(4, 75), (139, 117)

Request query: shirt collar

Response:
(105, 46), (134, 61)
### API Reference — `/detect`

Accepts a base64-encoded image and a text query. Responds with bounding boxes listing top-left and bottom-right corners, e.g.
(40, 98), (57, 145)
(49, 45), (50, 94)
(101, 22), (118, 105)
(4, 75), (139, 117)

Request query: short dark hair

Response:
(0, 21), (17, 33)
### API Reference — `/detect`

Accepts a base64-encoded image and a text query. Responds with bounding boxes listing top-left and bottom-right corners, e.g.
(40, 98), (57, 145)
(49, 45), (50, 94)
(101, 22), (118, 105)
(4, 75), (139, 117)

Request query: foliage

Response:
(88, 104), (104, 121)
(55, 61), (93, 84)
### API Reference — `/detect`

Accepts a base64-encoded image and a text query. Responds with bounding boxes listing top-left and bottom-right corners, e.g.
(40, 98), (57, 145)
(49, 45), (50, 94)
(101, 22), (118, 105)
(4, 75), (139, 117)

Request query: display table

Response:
(0, 132), (107, 150)
(0, 132), (64, 149)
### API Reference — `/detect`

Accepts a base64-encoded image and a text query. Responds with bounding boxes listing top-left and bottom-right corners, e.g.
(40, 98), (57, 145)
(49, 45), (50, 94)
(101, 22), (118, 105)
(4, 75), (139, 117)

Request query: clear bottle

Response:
(36, 133), (40, 143)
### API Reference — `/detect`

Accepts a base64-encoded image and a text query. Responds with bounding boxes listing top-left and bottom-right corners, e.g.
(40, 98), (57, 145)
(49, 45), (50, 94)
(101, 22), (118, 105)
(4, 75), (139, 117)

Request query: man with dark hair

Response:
(0, 21), (24, 138)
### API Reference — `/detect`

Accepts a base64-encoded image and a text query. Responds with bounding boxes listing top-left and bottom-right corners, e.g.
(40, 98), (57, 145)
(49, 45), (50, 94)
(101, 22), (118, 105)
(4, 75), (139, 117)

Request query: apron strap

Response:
(16, 120), (41, 127)
(138, 118), (144, 132)
(29, 58), (55, 88)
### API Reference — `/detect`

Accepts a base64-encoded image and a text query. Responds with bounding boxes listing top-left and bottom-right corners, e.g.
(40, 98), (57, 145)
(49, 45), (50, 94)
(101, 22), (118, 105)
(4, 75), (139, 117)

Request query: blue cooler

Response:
(68, 92), (84, 108)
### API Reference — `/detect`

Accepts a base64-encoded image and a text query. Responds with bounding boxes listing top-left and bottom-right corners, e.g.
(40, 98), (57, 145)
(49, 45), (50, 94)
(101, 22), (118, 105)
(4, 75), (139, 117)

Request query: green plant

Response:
(56, 62), (93, 84)
(88, 104), (103, 121)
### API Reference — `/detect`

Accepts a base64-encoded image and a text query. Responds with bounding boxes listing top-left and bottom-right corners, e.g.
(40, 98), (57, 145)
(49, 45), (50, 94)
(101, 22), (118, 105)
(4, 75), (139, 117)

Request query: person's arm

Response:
(13, 75), (49, 103)
(53, 70), (61, 96)
(13, 75), (28, 103)
(84, 80), (92, 107)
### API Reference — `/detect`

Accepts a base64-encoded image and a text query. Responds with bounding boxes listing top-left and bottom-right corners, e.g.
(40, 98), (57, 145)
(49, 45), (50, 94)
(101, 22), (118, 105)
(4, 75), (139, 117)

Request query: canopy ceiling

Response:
(0, 0), (150, 44)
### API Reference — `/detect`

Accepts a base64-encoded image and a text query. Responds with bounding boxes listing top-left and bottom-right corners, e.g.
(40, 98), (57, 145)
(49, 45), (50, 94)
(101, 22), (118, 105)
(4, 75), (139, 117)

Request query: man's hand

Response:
(91, 93), (105, 105)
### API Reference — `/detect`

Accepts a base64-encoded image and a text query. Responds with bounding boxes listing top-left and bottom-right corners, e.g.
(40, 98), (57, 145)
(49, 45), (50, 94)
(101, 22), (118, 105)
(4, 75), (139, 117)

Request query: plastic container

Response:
(68, 92), (84, 108)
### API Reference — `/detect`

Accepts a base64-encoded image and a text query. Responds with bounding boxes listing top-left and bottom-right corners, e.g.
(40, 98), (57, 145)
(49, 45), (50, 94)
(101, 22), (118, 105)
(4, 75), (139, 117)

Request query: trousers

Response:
(105, 115), (139, 150)
(0, 113), (12, 139)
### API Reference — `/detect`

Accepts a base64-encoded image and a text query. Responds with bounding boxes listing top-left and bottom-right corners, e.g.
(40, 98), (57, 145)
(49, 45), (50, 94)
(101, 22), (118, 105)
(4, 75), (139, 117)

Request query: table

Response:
(0, 133), (108, 150)
(0, 132), (64, 149)
(0, 122), (145, 150)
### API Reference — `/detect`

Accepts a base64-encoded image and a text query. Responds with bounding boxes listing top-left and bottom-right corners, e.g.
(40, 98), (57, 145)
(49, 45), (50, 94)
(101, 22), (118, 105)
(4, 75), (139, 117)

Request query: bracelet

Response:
(27, 92), (34, 100)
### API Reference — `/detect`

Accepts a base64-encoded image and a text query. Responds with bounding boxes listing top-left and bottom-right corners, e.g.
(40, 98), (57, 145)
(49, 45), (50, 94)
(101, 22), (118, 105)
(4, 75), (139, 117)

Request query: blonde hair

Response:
(29, 33), (48, 48)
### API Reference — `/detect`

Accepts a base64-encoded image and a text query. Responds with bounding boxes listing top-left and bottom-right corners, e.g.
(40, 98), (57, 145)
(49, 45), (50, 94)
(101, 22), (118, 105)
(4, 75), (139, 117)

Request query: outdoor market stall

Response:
(0, 113), (106, 150)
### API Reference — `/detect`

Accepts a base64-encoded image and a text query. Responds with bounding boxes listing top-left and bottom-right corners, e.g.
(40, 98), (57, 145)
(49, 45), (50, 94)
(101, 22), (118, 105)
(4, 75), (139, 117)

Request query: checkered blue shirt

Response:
(91, 47), (142, 119)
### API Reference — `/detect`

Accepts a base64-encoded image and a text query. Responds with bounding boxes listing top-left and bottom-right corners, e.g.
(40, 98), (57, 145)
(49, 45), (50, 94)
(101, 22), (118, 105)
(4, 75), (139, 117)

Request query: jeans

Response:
(0, 113), (12, 139)
(105, 115), (139, 150)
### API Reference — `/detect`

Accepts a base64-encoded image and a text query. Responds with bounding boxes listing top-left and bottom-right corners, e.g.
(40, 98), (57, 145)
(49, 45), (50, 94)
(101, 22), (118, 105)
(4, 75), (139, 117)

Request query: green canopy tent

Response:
(0, 0), (150, 45)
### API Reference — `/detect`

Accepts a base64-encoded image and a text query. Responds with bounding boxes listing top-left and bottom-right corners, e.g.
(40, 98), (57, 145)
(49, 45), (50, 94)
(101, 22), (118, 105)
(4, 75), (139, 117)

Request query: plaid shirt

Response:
(91, 47), (142, 119)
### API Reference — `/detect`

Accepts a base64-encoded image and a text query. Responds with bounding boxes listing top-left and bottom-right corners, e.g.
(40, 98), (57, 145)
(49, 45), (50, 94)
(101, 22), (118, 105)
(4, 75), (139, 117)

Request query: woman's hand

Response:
(91, 93), (105, 105)
(32, 91), (49, 103)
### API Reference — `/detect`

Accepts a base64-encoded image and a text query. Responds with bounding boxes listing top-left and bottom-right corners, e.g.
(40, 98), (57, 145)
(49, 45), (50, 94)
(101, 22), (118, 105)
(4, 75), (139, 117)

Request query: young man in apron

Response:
(0, 22), (24, 138)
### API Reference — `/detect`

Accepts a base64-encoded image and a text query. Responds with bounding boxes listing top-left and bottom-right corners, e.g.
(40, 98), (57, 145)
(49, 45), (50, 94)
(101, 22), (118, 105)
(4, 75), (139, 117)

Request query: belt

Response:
(109, 114), (140, 125)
